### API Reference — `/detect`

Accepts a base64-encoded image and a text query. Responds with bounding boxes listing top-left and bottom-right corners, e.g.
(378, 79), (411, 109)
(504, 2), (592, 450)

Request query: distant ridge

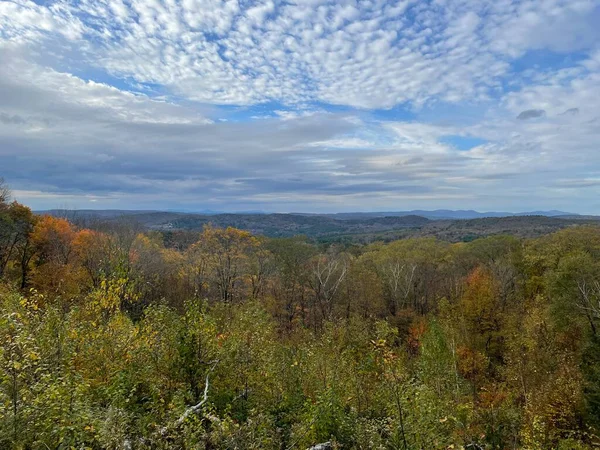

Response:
(32, 208), (600, 243)
(303, 209), (577, 220)
(36, 208), (578, 221)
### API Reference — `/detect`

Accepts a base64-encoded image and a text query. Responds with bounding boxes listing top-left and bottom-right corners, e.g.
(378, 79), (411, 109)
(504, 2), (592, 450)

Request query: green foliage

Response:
(1, 212), (600, 448)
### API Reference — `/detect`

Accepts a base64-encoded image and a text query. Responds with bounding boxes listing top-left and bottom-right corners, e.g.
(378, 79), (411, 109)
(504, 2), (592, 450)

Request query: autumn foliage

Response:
(1, 189), (600, 448)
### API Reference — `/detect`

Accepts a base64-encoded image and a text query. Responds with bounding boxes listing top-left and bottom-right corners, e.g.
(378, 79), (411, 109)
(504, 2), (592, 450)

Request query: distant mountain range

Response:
(34, 209), (600, 243)
(36, 209), (577, 221)
(306, 209), (576, 220)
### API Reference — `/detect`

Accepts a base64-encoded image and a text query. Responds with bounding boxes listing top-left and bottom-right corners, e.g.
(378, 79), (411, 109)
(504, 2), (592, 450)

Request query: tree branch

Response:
(160, 360), (219, 435)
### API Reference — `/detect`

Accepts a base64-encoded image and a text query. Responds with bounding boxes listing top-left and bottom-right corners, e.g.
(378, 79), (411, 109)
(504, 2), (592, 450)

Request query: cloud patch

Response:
(517, 109), (546, 120)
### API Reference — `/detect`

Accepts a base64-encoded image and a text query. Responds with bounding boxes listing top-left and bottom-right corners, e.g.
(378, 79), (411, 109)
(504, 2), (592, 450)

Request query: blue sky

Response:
(1, 0), (600, 213)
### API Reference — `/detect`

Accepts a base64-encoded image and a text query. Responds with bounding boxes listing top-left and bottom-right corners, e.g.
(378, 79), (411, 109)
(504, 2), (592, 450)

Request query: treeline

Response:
(1, 180), (600, 449)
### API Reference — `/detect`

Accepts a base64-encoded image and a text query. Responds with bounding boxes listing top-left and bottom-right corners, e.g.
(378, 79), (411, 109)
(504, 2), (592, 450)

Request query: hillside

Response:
(37, 210), (600, 242)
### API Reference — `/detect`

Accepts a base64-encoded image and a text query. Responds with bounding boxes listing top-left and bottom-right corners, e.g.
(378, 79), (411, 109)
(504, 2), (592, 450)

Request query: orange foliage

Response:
(31, 215), (76, 265)
(73, 229), (112, 288)
(464, 266), (497, 301)
(457, 345), (488, 384)
(460, 266), (502, 348)
(73, 229), (103, 252)
(30, 216), (83, 298)
(407, 318), (427, 356)
(478, 383), (508, 409)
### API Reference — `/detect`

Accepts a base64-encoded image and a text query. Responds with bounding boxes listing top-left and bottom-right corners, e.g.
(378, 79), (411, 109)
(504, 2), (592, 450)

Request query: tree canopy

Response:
(1, 190), (600, 448)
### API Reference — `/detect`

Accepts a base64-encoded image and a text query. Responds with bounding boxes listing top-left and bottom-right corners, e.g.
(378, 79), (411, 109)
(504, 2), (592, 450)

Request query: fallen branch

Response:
(161, 360), (219, 435)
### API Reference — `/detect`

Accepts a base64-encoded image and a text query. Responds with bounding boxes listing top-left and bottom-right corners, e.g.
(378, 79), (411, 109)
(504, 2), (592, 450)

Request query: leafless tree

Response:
(381, 260), (417, 313)
(576, 278), (600, 336)
(0, 177), (11, 208)
(310, 250), (349, 321)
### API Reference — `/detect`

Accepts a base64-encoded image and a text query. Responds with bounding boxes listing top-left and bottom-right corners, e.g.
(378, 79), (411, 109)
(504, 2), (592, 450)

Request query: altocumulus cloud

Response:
(0, 0), (600, 213)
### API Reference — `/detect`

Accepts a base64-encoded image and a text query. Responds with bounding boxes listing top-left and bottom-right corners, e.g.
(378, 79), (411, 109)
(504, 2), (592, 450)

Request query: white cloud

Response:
(487, 0), (600, 57)
(2, 0), (597, 109)
(0, 0), (83, 43)
(2, 0), (600, 212)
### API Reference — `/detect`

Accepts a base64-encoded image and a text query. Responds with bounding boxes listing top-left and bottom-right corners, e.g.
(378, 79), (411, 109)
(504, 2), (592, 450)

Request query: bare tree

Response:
(309, 250), (349, 322)
(0, 177), (11, 208)
(380, 260), (417, 314)
(577, 278), (600, 336)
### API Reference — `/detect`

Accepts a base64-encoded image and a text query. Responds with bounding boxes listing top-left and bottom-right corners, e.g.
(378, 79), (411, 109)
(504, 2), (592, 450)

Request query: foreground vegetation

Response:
(2, 182), (600, 448)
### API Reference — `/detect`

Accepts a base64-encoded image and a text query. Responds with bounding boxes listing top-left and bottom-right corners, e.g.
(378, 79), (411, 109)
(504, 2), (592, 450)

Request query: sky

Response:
(1, 0), (600, 213)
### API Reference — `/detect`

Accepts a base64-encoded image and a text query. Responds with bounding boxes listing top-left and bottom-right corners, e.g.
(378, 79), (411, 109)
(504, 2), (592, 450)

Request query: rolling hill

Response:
(35, 209), (600, 243)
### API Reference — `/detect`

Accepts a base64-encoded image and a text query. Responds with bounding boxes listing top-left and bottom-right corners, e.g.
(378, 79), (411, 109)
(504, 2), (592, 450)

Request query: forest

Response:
(1, 180), (600, 449)
(38, 208), (600, 244)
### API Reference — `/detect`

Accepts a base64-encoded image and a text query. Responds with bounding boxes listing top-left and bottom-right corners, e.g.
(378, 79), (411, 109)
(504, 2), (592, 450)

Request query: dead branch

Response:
(160, 360), (219, 435)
